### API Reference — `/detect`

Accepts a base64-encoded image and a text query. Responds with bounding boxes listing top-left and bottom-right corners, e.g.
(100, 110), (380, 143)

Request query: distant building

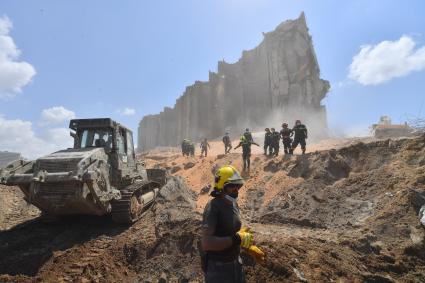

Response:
(0, 151), (21, 168)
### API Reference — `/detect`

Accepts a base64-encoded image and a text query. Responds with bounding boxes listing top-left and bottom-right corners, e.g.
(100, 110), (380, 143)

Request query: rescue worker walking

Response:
(263, 128), (272, 156)
(290, 120), (308, 154)
(280, 123), (293, 154)
(222, 132), (232, 154)
(200, 138), (211, 157)
(234, 136), (259, 171)
(270, 128), (280, 156)
(201, 165), (265, 283)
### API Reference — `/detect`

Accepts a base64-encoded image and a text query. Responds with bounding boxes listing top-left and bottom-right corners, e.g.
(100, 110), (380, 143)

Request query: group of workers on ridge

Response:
(181, 138), (211, 157)
(181, 120), (307, 172)
(181, 139), (195, 156)
(264, 119), (308, 156)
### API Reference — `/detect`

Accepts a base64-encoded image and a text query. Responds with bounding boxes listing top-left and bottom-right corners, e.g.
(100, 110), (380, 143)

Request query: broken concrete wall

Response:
(0, 152), (21, 168)
(138, 12), (330, 151)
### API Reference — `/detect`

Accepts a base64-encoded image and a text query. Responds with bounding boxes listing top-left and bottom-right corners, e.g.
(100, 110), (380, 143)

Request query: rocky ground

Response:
(1, 135), (425, 282)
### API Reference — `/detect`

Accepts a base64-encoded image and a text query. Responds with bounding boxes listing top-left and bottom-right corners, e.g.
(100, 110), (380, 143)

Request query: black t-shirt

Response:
(202, 197), (242, 261)
(280, 128), (293, 139)
(223, 135), (231, 144)
(271, 132), (280, 143)
(293, 124), (307, 139)
(264, 132), (272, 144)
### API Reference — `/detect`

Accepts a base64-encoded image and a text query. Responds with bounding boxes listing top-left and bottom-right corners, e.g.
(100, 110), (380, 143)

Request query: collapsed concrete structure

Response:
(0, 152), (21, 168)
(138, 12), (330, 151)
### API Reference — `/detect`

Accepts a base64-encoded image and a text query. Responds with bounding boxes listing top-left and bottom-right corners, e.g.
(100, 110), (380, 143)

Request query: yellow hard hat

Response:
(213, 165), (244, 191)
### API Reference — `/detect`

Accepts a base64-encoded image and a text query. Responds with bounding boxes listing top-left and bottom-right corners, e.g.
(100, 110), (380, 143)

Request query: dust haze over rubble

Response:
(261, 104), (331, 143)
(138, 13), (329, 151)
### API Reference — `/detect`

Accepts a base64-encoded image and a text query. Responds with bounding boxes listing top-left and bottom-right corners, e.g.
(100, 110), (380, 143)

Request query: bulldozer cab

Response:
(78, 128), (113, 151)
(69, 118), (138, 184)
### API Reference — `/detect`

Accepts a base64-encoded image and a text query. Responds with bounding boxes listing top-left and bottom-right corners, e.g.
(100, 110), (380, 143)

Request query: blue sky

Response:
(0, 0), (424, 157)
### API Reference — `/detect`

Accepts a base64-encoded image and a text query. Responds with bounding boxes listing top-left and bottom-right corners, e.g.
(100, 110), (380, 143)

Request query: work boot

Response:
(302, 149), (306, 155)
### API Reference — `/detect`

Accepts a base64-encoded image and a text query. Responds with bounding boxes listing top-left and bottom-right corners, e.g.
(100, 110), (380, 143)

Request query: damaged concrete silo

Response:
(138, 12), (330, 151)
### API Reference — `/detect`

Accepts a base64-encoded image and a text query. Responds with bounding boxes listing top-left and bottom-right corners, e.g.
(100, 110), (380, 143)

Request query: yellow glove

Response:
(246, 245), (265, 263)
(236, 229), (253, 249)
(239, 227), (251, 233)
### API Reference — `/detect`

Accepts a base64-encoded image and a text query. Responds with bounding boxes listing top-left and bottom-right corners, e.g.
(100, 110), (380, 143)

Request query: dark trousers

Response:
(201, 148), (208, 157)
(272, 143), (279, 156)
(282, 138), (292, 154)
(242, 151), (251, 170)
(205, 257), (245, 283)
(291, 137), (306, 153)
(225, 144), (232, 154)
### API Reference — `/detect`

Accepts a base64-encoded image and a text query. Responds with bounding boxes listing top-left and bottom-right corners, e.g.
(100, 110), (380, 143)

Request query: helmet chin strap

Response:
(224, 194), (237, 207)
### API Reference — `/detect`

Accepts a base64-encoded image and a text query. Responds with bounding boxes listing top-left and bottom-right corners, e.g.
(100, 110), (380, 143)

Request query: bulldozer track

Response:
(111, 181), (159, 224)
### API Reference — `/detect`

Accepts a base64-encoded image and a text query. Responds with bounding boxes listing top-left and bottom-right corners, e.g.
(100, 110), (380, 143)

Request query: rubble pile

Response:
(1, 135), (425, 282)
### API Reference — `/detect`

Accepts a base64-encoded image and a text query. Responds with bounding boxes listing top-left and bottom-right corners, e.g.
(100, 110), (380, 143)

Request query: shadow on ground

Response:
(0, 215), (127, 276)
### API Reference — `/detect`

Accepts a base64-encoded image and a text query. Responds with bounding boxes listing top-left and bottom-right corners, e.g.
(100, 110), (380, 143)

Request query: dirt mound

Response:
(154, 135), (425, 281)
(258, 138), (425, 230)
(0, 176), (203, 283)
(1, 135), (425, 282)
(119, 176), (203, 282)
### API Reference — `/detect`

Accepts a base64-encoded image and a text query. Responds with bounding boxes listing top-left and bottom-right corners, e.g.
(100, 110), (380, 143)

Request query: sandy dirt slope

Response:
(0, 185), (40, 231)
(141, 135), (401, 212)
(140, 134), (425, 282)
(1, 134), (425, 282)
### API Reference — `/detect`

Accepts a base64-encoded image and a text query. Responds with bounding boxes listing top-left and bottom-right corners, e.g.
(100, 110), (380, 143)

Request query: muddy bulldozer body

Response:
(0, 118), (167, 224)
(372, 116), (413, 139)
(373, 124), (412, 139)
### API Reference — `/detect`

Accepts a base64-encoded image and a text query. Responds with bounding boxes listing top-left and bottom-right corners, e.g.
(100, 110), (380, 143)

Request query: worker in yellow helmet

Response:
(201, 165), (265, 282)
